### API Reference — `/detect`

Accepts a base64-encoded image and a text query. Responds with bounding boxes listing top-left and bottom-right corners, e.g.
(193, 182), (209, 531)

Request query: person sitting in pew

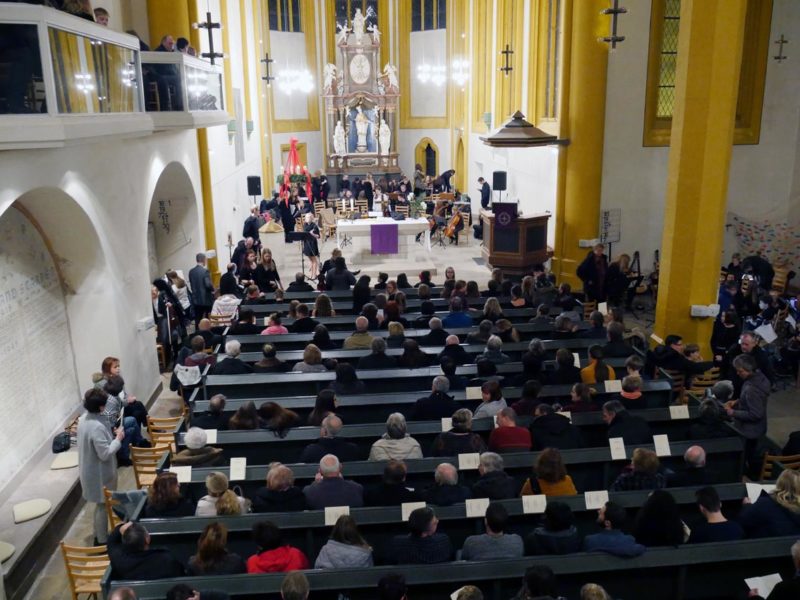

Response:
(525, 501), (581, 555)
(424, 463), (472, 506)
(413, 376), (460, 421)
(467, 319), (494, 345)
(582, 501), (646, 557)
(258, 402), (301, 438)
(562, 383), (600, 413)
(327, 363), (366, 395)
(388, 506), (453, 564)
(544, 348), (582, 386)
(481, 335), (511, 365)
(738, 470), (800, 538)
(618, 375), (643, 409)
(750, 540), (800, 600)
(241, 284), (269, 305)
(461, 502), (524, 560)
(307, 390), (337, 426)
(228, 308), (264, 335)
(288, 303), (319, 333)
(418, 317), (450, 347)
(669, 445), (709, 487)
(520, 447), (577, 497)
(361, 303), (383, 330)
(441, 358), (469, 391)
(510, 565), (565, 600)
(398, 339), (431, 368)
(184, 318), (224, 350)
(489, 407), (532, 453)
(432, 408), (487, 457)
(442, 296), (473, 329)
(413, 300), (438, 329)
(517, 339), (546, 385)
(281, 571), (310, 600)
(580, 345), (617, 385)
(529, 305), (554, 328)
(294, 343), (333, 373)
(580, 584), (612, 600)
(212, 340), (253, 375)
(529, 404), (585, 451)
(625, 354), (645, 378)
(315, 514), (374, 569)
(172, 427), (224, 467)
(438, 335), (470, 366)
(107, 522), (185, 581)
(610, 448), (666, 492)
(166, 585), (231, 600)
(358, 337), (398, 370)
(192, 394), (230, 430)
(647, 334), (714, 380)
(381, 301), (410, 330)
(510, 380), (544, 418)
(253, 463), (307, 513)
(188, 522), (247, 576)
(474, 380), (508, 420)
(142, 472), (196, 519)
(261, 312), (289, 335)
(472, 452), (519, 500)
(343, 316), (376, 350)
(688, 398), (732, 440)
(229, 401), (263, 430)
(300, 414), (361, 463)
(386, 321), (406, 348)
(303, 454), (364, 509)
(585, 311), (607, 340)
(364, 460), (422, 506)
(252, 344), (291, 373)
(196, 472), (248, 516)
(286, 272), (314, 293)
(687, 486), (744, 544)
(369, 413), (424, 461)
(603, 322), (632, 358)
(246, 520), (310, 573)
(602, 400), (652, 445)
(632, 489), (687, 547)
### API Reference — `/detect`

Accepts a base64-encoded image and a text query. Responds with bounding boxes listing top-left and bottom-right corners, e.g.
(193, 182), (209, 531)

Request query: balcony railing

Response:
(140, 51), (228, 129)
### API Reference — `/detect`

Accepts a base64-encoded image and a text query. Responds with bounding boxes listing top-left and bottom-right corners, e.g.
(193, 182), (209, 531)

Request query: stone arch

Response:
(414, 137), (440, 177)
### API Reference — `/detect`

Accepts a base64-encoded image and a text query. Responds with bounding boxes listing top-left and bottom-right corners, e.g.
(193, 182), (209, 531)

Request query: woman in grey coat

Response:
(78, 388), (123, 544)
(314, 515), (373, 569)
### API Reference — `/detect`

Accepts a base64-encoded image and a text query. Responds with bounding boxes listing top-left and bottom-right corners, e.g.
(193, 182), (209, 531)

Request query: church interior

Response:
(1, 0), (800, 599)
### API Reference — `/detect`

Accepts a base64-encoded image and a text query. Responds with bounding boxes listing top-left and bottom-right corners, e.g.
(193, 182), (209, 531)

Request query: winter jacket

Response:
(107, 526), (185, 581)
(607, 410), (652, 445)
(246, 546), (310, 573)
(252, 486), (307, 513)
(471, 470), (519, 500)
(412, 392), (460, 420)
(171, 446), (224, 467)
(195, 494), (248, 517)
(529, 413), (585, 451)
(525, 526), (582, 555)
(731, 370), (770, 439)
(368, 434), (423, 461)
(738, 491), (800, 538)
(314, 540), (373, 569)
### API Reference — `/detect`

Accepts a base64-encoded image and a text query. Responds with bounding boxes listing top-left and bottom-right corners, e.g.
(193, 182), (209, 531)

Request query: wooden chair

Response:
(60, 542), (109, 600)
(687, 367), (721, 395)
(394, 204), (409, 218)
(772, 265), (789, 294)
(313, 201), (325, 217)
(156, 343), (167, 372)
(319, 208), (337, 242)
(582, 300), (597, 321)
(131, 445), (170, 488)
(661, 368), (687, 401)
(355, 198), (369, 213)
(147, 416), (183, 452)
(102, 487), (123, 531)
(146, 81), (160, 111)
(759, 453), (800, 482)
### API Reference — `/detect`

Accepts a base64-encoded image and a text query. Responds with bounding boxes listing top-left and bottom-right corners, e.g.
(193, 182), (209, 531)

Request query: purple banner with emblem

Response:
(371, 223), (399, 254)
(493, 202), (518, 228)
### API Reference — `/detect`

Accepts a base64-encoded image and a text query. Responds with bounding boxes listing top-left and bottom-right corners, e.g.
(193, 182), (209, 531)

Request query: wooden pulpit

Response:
(480, 209), (551, 275)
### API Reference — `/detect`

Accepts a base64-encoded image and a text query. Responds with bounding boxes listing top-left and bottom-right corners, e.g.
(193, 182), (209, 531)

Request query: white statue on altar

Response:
(333, 120), (346, 156)
(368, 23), (381, 45)
(352, 8), (366, 44)
(355, 106), (369, 151)
(378, 118), (391, 155)
(335, 21), (351, 45)
(323, 63), (338, 94)
(382, 63), (399, 91)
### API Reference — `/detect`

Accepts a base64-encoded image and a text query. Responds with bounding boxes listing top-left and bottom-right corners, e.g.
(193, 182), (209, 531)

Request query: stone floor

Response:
(18, 232), (800, 598)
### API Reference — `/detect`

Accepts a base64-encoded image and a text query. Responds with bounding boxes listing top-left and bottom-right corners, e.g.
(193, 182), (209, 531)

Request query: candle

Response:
(341, 198), (346, 212)
(350, 198), (354, 211)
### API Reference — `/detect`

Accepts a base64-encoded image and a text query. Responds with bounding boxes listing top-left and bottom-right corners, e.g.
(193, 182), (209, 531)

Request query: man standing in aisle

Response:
(473, 177), (492, 239)
(189, 253), (215, 328)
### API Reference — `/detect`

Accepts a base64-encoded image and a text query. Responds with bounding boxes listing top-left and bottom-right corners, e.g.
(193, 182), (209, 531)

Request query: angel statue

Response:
(333, 120), (346, 156)
(352, 8), (366, 44)
(323, 63), (338, 94)
(368, 23), (381, 45)
(382, 63), (399, 91)
(336, 21), (351, 45)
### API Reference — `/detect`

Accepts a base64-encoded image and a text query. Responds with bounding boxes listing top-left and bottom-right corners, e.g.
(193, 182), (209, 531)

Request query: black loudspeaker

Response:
(247, 176), (262, 196)
(492, 171), (507, 191)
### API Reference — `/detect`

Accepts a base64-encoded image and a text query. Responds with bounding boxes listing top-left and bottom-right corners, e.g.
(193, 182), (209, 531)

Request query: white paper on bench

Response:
(229, 457), (247, 481)
(653, 434), (672, 457)
(441, 417), (452, 432)
(522, 494), (547, 514)
(204, 429), (217, 444)
(556, 411), (572, 422)
(669, 405), (690, 420)
(745, 482), (776, 504)
(604, 379), (622, 393)
(170, 466), (192, 483)
(466, 387), (482, 400)
(458, 453), (480, 470)
(584, 490), (609, 510)
(573, 352), (581, 368)
(325, 505), (350, 526)
(401, 501), (427, 521)
(598, 302), (608, 315)
(465, 497), (490, 518)
(744, 574), (782, 598)
(609, 437), (626, 460)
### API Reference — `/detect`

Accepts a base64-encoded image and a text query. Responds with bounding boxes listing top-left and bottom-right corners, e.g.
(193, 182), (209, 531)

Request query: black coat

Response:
(252, 485), (307, 512)
(412, 392), (460, 421)
(242, 215), (261, 242)
(289, 317), (319, 333)
(424, 484), (472, 506)
(191, 411), (229, 430)
(471, 471), (519, 500)
(357, 353), (398, 370)
(603, 340), (633, 358)
(576, 251), (609, 301)
(364, 482), (421, 506)
(647, 345), (713, 378)
(300, 437), (361, 463)
(107, 526), (185, 581)
(211, 358), (253, 375)
(438, 344), (470, 365)
(607, 411), (652, 445)
(419, 329), (450, 347)
(142, 497), (196, 519)
(529, 413), (585, 450)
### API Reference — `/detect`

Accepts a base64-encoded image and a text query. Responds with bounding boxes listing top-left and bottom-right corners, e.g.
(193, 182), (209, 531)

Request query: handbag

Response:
(233, 485), (252, 513)
(52, 432), (71, 453)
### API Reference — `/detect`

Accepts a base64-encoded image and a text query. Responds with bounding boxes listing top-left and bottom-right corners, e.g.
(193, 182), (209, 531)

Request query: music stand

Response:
(286, 231), (313, 280)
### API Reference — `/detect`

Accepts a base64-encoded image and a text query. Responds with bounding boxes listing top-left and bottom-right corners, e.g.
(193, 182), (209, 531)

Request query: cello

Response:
(444, 209), (463, 239)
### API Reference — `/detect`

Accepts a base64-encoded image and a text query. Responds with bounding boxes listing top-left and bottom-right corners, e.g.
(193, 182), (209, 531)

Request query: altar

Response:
(336, 215), (431, 267)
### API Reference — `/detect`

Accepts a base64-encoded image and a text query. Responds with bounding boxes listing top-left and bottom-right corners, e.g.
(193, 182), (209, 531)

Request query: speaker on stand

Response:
(247, 176), (262, 207)
(492, 171), (507, 203)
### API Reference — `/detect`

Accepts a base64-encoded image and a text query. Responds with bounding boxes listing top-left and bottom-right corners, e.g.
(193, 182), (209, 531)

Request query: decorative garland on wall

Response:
(729, 212), (800, 267)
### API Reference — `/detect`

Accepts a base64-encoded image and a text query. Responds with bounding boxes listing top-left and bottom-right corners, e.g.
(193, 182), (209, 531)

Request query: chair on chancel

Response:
(61, 542), (110, 600)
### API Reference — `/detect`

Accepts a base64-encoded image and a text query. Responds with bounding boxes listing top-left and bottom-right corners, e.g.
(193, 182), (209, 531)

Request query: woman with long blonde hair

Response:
(254, 247), (282, 293)
(739, 469), (800, 538)
(195, 471), (248, 516)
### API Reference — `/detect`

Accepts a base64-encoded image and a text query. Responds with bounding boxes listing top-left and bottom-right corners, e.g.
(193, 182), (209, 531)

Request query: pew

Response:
(246, 302), (537, 319)
(190, 379), (675, 423)
(105, 536), (797, 600)
(168, 437), (745, 495)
